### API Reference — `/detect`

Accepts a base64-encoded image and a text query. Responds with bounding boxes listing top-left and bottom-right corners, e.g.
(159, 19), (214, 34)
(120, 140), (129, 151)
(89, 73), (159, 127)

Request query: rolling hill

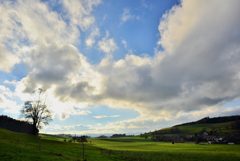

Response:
(144, 116), (240, 136)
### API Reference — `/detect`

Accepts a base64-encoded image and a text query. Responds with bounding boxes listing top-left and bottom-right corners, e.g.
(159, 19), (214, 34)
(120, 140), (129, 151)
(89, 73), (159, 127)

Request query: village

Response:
(153, 131), (240, 145)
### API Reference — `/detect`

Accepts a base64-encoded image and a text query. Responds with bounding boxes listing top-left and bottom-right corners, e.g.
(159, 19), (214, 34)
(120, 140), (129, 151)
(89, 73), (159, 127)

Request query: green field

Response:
(1, 127), (240, 161)
(89, 137), (240, 161)
(0, 127), (124, 161)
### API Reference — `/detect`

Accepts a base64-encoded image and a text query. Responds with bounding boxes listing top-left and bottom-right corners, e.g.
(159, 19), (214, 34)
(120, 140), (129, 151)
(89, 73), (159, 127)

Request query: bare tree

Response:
(20, 88), (52, 135)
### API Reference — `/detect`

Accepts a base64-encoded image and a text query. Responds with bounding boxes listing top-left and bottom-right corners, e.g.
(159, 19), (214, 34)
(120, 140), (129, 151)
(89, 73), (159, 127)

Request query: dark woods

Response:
(174, 115), (240, 127)
(70, 135), (88, 143)
(0, 115), (38, 135)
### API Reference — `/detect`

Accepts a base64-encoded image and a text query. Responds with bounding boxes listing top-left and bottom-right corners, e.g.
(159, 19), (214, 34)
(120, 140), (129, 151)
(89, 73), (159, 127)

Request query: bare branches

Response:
(19, 88), (52, 130)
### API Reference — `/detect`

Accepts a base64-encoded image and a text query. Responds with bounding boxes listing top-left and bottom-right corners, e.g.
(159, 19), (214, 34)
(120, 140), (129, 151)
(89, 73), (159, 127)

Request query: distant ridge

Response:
(173, 115), (240, 127)
(0, 115), (38, 135)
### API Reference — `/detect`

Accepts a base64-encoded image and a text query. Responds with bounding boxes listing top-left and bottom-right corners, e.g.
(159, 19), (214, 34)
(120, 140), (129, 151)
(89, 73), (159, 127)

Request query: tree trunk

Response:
(32, 122), (38, 135)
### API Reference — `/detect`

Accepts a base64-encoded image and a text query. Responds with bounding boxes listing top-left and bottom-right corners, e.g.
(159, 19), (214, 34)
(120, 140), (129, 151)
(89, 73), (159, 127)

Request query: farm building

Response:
(203, 132), (209, 136)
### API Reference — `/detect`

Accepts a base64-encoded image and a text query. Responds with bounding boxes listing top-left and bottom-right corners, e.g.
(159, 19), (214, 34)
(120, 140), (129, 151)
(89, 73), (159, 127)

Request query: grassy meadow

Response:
(1, 126), (240, 161)
(0, 127), (124, 161)
(89, 137), (240, 161)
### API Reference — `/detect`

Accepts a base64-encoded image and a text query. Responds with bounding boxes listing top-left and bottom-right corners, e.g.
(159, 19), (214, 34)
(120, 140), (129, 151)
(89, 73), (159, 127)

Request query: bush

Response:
(64, 139), (66, 142)
(68, 139), (72, 143)
(172, 141), (174, 144)
(195, 138), (200, 144)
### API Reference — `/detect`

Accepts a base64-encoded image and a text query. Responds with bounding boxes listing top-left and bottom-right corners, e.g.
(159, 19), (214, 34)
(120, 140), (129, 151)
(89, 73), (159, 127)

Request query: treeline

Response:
(141, 127), (181, 136)
(58, 134), (91, 138)
(0, 115), (38, 135)
(110, 134), (134, 138)
(96, 135), (108, 138)
(159, 127), (180, 134)
(174, 115), (240, 127)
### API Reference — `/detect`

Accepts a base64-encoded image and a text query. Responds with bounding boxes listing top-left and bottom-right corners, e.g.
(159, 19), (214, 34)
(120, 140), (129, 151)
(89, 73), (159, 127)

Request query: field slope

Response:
(89, 137), (240, 161)
(0, 127), (124, 161)
(1, 127), (240, 161)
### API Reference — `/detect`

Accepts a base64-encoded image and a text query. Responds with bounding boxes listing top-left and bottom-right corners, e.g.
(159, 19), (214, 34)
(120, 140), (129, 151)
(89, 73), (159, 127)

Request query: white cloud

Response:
(93, 115), (120, 119)
(74, 110), (92, 115)
(0, 0), (101, 121)
(61, 0), (101, 31)
(140, 0), (153, 10)
(121, 8), (139, 23)
(47, 105), (240, 134)
(86, 28), (100, 47)
(0, 43), (20, 72)
(90, 0), (240, 118)
(98, 31), (118, 53)
(93, 115), (108, 119)
(121, 39), (127, 48)
(0, 85), (21, 114)
(2, 0), (240, 132)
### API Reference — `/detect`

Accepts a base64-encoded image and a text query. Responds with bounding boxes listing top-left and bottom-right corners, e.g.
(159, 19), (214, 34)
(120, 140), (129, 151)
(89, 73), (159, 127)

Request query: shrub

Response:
(172, 141), (174, 144)
(64, 139), (66, 142)
(195, 138), (200, 144)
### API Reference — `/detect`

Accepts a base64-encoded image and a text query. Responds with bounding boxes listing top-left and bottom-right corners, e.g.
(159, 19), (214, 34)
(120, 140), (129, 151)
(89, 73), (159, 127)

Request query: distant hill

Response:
(0, 115), (38, 135)
(143, 115), (240, 136)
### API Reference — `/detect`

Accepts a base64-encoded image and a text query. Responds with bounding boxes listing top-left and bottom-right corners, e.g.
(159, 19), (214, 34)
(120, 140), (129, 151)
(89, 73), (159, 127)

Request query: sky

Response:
(1, 0), (240, 136)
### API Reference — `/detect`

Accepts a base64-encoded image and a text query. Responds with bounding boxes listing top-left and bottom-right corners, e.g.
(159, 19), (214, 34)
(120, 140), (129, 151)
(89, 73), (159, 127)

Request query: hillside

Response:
(143, 116), (240, 136)
(1, 127), (240, 161)
(0, 127), (124, 161)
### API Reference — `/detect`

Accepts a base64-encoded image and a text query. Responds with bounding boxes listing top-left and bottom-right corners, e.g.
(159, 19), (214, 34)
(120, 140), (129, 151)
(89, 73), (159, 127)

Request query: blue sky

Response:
(1, 0), (240, 136)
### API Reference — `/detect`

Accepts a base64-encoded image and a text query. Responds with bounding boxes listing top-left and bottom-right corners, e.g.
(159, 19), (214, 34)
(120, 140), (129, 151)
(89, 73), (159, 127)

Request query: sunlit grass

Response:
(1, 127), (240, 161)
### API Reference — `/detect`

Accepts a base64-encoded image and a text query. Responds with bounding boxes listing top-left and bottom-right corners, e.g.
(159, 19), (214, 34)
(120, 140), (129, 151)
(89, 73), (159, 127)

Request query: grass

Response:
(1, 127), (240, 161)
(89, 137), (240, 161)
(39, 133), (69, 141)
(0, 127), (125, 161)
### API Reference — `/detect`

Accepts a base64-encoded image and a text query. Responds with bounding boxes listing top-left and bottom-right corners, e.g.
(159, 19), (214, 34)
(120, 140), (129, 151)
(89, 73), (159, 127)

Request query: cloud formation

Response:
(93, 115), (120, 119)
(120, 8), (139, 23)
(91, 0), (240, 119)
(86, 28), (100, 47)
(121, 39), (127, 48)
(62, 0), (101, 31)
(2, 0), (240, 133)
(0, 85), (21, 114)
(98, 31), (118, 53)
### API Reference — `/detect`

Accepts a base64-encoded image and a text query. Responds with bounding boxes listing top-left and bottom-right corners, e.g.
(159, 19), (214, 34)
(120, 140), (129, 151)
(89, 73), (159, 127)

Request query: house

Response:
(185, 135), (193, 139)
(229, 131), (240, 135)
(203, 132), (209, 136)
(163, 136), (176, 141)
